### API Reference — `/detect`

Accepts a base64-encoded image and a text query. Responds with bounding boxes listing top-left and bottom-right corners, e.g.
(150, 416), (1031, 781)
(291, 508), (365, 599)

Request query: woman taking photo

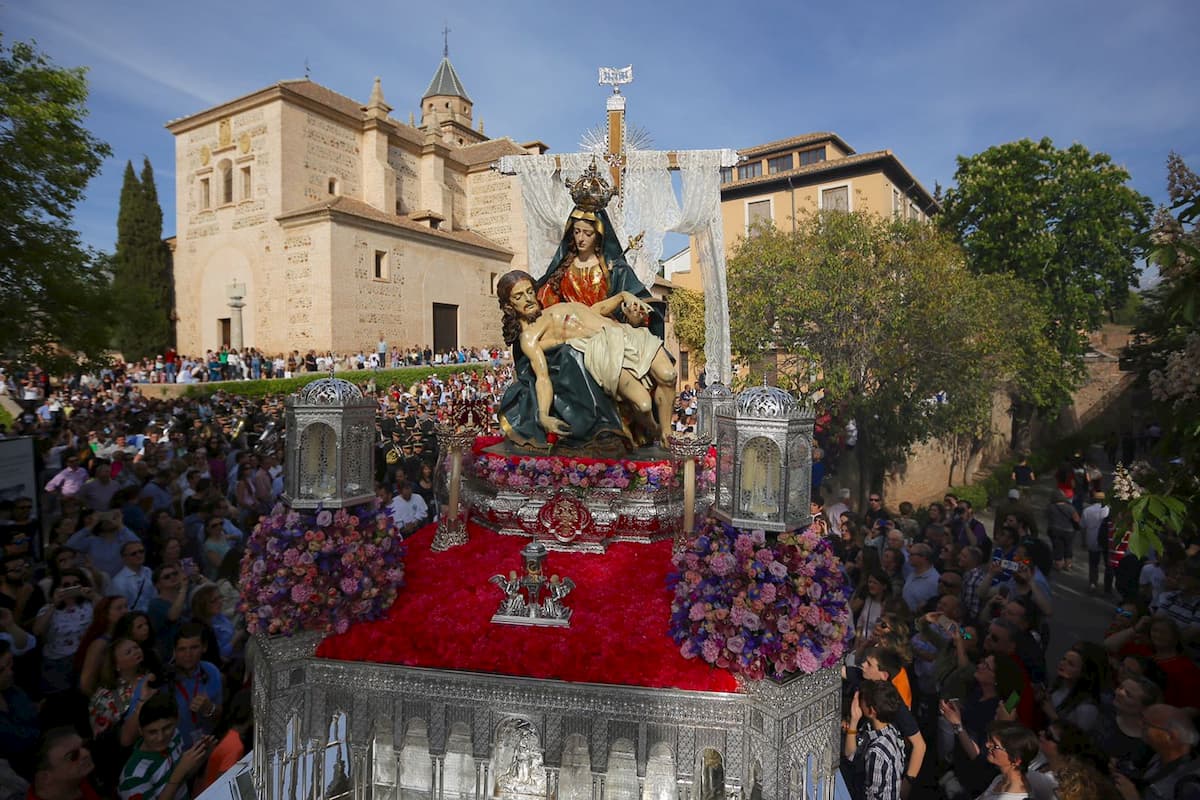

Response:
(938, 654), (1026, 798)
(1040, 643), (1107, 733)
(32, 567), (96, 693)
(851, 568), (893, 643)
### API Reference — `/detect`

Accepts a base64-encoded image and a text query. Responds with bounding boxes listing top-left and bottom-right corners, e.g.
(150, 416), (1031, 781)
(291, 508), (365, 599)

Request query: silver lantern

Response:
(281, 376), (377, 509)
(713, 383), (815, 532)
(694, 383), (735, 442)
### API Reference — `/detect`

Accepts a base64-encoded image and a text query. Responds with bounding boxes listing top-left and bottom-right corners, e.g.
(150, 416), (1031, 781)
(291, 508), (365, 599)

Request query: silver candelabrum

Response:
(489, 541), (575, 627)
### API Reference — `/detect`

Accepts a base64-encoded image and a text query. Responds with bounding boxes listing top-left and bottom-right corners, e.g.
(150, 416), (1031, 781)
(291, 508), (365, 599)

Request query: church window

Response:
(444, 102), (450, 108)
(737, 161), (762, 181)
(328, 177), (339, 196)
(218, 159), (233, 204)
(374, 250), (388, 280)
(200, 178), (211, 210)
(767, 155), (793, 174)
(240, 166), (252, 200)
(489, 273), (499, 295)
(799, 147), (826, 166)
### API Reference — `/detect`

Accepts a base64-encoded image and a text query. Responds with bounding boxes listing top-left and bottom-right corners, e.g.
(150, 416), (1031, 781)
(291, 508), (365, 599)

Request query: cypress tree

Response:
(112, 157), (173, 359)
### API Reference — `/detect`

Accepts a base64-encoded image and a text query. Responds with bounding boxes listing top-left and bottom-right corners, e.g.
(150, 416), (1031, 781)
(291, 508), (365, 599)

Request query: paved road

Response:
(976, 476), (1113, 669)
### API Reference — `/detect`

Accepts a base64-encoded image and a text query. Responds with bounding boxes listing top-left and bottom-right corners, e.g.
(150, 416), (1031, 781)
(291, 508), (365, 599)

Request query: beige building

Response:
(670, 132), (938, 382)
(166, 55), (545, 357)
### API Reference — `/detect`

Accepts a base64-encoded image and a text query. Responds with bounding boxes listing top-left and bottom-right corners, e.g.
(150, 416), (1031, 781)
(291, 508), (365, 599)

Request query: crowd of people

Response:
(1, 359), (1197, 800)
(827, 467), (1200, 800)
(0, 363), (517, 799)
(30, 341), (511, 386)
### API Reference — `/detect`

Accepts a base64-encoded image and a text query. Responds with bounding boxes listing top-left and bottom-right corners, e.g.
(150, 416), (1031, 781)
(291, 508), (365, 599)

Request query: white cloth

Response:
(568, 325), (661, 397)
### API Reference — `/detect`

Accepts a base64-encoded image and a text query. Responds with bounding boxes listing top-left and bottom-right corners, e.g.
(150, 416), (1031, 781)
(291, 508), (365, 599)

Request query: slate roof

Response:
(422, 58), (471, 102)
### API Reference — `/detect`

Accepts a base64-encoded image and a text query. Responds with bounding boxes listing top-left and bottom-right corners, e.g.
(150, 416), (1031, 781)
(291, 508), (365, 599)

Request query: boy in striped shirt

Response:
(844, 680), (906, 800)
(119, 694), (213, 799)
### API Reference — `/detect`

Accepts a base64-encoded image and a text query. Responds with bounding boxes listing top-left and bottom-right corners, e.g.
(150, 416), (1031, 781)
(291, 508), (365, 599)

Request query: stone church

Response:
(166, 54), (543, 357)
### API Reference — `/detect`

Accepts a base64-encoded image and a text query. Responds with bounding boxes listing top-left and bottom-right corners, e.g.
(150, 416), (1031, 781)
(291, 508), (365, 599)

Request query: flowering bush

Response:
(668, 519), (853, 681)
(240, 501), (406, 637)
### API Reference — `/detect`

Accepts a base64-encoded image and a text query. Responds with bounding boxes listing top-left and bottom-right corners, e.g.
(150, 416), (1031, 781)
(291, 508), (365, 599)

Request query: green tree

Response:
(727, 212), (1022, 497)
(112, 157), (173, 359)
(0, 36), (113, 370)
(667, 285), (706, 366)
(940, 138), (1152, 447)
(1118, 152), (1200, 556)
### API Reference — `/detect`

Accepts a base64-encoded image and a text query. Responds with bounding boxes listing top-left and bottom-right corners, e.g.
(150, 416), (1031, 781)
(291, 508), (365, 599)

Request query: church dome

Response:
(297, 377), (364, 406)
(735, 385), (798, 419)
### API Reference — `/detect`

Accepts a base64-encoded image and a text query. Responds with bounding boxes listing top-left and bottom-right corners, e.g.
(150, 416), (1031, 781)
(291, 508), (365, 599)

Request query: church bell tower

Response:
(419, 33), (484, 147)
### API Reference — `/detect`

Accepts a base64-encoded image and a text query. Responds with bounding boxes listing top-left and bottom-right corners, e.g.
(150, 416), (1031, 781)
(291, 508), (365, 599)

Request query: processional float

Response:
(245, 67), (846, 800)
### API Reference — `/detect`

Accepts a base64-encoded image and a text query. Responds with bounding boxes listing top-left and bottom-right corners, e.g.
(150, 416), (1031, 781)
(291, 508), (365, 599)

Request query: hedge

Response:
(181, 363), (498, 399)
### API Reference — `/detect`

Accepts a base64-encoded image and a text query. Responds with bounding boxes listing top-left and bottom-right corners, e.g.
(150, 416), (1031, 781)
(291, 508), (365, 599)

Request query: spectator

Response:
(1100, 676), (1159, 773)
(1080, 491), (1111, 594)
(975, 721), (1040, 800)
(110, 540), (157, 613)
(852, 568), (894, 642)
(43, 454), (89, 501)
(1040, 643), (1106, 733)
(75, 594), (129, 695)
(76, 460), (119, 516)
(1046, 490), (1081, 573)
(65, 514), (140, 579)
(190, 585), (235, 665)
(0, 639), (39, 776)
(196, 689), (253, 794)
(389, 481), (429, 536)
(169, 623), (222, 745)
(118, 694), (212, 800)
(902, 544), (939, 612)
(1113, 704), (1200, 800)
(845, 680), (906, 800)
(27, 726), (101, 800)
(147, 565), (190, 663)
(32, 568), (96, 693)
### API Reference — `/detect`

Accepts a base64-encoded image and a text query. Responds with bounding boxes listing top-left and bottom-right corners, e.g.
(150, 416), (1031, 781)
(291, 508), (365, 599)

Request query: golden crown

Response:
(566, 160), (615, 213)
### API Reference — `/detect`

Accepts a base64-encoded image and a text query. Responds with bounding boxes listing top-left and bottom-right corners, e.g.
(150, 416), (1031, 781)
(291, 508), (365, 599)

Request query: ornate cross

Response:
(598, 65), (633, 194)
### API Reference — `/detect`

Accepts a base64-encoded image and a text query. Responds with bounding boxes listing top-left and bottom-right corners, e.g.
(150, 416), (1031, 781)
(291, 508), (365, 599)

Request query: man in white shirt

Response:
(110, 540), (157, 612)
(1080, 490), (1111, 594)
(389, 482), (428, 536)
(827, 488), (853, 537)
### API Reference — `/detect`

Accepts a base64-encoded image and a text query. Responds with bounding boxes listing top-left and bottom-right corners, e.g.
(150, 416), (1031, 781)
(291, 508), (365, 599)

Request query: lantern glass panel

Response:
(787, 435), (808, 518)
(740, 436), (781, 521)
(717, 426), (735, 511)
(341, 422), (369, 496)
(300, 422), (337, 500)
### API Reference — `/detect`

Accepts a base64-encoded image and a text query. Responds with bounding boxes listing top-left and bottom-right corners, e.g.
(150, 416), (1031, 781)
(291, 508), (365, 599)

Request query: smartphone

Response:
(1003, 690), (1021, 714)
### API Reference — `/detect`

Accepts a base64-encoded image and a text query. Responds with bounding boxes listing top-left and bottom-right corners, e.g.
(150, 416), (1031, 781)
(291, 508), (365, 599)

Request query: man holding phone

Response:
(119, 694), (213, 799)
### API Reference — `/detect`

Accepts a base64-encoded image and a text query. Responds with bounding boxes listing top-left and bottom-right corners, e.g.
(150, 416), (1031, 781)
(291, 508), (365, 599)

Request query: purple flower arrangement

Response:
(475, 453), (675, 493)
(239, 501), (406, 637)
(668, 518), (853, 681)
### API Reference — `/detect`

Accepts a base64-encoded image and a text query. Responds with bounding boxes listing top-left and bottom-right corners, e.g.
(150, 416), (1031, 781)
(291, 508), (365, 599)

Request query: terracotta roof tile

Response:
(277, 196), (512, 256)
(278, 79), (366, 120)
(450, 138), (530, 168)
(739, 132), (855, 158)
(723, 149), (938, 209)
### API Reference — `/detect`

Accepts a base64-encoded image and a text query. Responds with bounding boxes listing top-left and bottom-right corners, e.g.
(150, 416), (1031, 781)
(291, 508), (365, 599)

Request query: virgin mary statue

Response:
(498, 162), (668, 453)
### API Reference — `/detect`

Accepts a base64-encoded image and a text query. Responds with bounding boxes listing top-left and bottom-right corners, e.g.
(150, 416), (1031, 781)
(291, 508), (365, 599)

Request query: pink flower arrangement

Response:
(473, 446), (719, 496)
(668, 519), (853, 681)
(239, 500), (406, 637)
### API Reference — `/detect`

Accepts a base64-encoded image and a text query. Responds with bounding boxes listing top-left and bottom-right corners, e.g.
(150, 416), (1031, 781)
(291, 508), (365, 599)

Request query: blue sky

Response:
(5, 0), (1198, 261)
